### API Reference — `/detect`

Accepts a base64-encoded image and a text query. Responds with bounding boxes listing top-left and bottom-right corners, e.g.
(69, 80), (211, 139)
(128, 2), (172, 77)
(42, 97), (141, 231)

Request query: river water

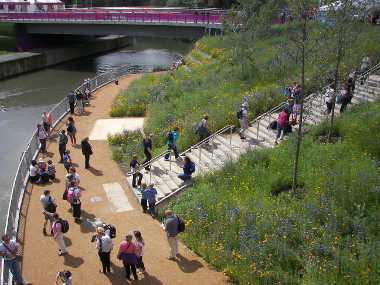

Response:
(0, 37), (193, 231)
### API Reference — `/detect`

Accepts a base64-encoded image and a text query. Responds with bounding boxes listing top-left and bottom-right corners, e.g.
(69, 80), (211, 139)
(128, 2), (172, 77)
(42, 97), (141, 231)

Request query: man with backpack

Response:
(40, 189), (57, 236)
(51, 213), (67, 256)
(164, 127), (179, 161)
(162, 210), (180, 260)
(142, 134), (154, 172)
(237, 102), (249, 140)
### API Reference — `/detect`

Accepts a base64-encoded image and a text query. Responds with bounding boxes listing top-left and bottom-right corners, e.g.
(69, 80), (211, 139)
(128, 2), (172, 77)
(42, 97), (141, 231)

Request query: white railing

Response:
(1, 63), (170, 285)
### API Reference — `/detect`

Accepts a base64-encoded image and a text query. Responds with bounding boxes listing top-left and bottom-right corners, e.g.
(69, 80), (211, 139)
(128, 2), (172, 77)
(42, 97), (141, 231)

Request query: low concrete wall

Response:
(0, 36), (130, 79)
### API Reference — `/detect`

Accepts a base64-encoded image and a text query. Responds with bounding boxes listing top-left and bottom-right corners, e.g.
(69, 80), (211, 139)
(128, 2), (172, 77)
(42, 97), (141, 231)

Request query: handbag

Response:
(62, 188), (68, 200)
(67, 125), (73, 133)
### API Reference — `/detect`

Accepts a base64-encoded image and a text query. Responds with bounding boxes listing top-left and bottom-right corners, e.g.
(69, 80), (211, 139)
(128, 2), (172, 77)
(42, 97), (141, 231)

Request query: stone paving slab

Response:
(89, 118), (144, 140)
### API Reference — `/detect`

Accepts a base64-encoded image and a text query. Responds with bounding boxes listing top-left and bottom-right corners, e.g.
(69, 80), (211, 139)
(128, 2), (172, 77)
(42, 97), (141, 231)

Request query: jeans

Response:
(178, 173), (191, 181)
(132, 172), (143, 187)
(4, 258), (24, 284)
(276, 124), (287, 139)
(164, 144), (179, 159)
(69, 101), (75, 114)
(141, 199), (147, 212)
(149, 202), (155, 217)
(98, 251), (111, 273)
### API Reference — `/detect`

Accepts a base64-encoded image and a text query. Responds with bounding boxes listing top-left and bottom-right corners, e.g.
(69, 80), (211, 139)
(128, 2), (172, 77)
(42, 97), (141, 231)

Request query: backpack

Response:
(166, 131), (174, 141)
(44, 197), (56, 213)
(104, 224), (116, 239)
(75, 93), (82, 100)
(268, 121), (277, 130)
(237, 108), (244, 120)
(177, 215), (185, 232)
(189, 162), (195, 174)
(66, 188), (77, 204)
(57, 219), (69, 233)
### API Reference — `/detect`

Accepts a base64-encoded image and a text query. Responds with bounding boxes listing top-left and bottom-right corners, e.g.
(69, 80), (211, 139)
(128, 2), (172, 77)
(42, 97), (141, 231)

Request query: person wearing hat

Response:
(95, 227), (113, 274)
(238, 102), (249, 140)
(38, 157), (47, 170)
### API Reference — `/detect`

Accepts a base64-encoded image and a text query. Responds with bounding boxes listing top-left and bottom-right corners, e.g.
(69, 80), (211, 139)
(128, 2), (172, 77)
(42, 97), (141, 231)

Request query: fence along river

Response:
(0, 36), (193, 233)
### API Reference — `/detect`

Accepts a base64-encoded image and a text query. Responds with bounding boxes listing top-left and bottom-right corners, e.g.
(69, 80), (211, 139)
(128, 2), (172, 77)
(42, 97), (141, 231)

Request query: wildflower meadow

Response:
(164, 100), (380, 284)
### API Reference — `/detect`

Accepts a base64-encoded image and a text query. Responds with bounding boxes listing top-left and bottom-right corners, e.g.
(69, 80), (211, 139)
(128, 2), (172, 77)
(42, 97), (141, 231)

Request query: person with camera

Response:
(0, 234), (26, 285)
(93, 227), (113, 274)
(55, 270), (72, 285)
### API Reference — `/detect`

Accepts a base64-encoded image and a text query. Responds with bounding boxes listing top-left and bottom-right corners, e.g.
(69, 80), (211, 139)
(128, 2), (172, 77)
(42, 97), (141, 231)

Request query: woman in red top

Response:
(117, 233), (140, 281)
(275, 108), (291, 145)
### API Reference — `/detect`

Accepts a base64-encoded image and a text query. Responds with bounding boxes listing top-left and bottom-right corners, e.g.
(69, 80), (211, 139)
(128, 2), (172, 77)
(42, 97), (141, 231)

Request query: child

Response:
(140, 182), (148, 213)
(47, 160), (56, 180)
(134, 231), (146, 274)
(38, 157), (47, 170)
(63, 150), (72, 173)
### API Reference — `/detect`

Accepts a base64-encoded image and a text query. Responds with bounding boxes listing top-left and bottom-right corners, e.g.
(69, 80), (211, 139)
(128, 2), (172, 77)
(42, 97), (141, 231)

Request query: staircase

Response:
(127, 65), (380, 210)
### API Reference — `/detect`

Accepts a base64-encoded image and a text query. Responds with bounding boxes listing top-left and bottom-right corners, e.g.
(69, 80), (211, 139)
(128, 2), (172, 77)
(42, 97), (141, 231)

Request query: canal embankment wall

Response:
(0, 35), (130, 79)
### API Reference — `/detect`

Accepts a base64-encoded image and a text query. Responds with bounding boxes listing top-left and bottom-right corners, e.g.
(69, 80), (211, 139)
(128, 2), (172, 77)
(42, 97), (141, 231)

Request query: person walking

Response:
(142, 134), (154, 171)
(52, 213), (67, 256)
(197, 114), (210, 143)
(66, 117), (77, 146)
(0, 234), (26, 285)
(324, 83), (335, 114)
(164, 127), (179, 161)
(360, 53), (371, 84)
(145, 183), (157, 217)
(58, 130), (68, 163)
(81, 137), (93, 169)
(274, 108), (291, 145)
(117, 233), (139, 281)
(95, 227), (113, 274)
(35, 124), (48, 153)
(40, 189), (57, 236)
(67, 181), (82, 223)
(237, 102), (249, 140)
(162, 210), (179, 260)
(67, 90), (76, 115)
(130, 154), (143, 188)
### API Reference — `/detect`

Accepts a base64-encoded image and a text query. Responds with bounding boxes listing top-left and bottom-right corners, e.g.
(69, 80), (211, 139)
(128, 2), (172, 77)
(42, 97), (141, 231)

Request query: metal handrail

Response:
(1, 63), (170, 285)
(153, 63), (380, 207)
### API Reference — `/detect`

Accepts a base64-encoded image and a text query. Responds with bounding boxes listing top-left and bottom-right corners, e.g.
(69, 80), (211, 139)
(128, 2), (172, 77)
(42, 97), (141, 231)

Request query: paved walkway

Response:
(19, 74), (228, 285)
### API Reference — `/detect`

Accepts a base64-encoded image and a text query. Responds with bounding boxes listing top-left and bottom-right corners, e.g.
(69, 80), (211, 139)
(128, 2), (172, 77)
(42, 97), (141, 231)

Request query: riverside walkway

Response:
(18, 74), (228, 285)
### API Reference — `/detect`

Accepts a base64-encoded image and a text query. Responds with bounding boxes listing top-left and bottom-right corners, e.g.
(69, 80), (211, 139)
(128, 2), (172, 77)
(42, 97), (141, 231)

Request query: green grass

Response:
(163, 100), (380, 284)
(0, 23), (16, 53)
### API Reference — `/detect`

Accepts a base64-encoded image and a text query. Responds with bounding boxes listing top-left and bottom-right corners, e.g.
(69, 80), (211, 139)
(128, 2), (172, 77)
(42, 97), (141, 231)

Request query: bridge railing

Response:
(0, 63), (170, 285)
(0, 11), (224, 24)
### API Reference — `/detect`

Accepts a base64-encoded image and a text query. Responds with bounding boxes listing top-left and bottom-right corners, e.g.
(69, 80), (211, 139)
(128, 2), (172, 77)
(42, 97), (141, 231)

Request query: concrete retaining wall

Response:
(0, 36), (130, 79)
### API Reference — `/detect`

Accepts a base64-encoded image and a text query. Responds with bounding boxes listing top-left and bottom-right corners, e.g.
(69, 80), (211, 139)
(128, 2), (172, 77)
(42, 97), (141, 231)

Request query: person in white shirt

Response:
(95, 227), (113, 274)
(0, 234), (26, 285)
